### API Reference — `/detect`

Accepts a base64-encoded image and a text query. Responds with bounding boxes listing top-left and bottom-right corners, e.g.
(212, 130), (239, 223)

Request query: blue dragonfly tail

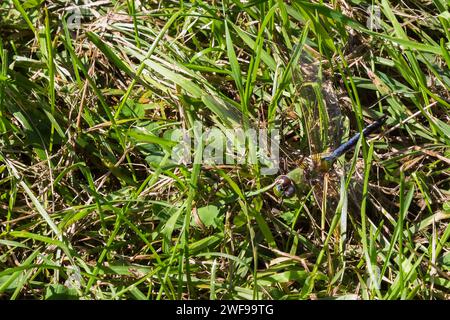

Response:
(321, 116), (387, 166)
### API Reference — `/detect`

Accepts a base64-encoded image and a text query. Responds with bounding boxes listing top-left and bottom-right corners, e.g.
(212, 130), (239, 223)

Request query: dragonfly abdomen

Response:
(321, 116), (387, 164)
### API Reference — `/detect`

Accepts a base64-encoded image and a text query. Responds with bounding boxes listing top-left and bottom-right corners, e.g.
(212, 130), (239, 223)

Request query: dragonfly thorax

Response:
(318, 155), (335, 172)
(303, 154), (334, 177)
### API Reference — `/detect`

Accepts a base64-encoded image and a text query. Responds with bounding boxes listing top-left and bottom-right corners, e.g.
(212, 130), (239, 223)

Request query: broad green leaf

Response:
(439, 252), (450, 271)
(45, 284), (79, 300)
(257, 270), (309, 286)
(196, 205), (221, 228)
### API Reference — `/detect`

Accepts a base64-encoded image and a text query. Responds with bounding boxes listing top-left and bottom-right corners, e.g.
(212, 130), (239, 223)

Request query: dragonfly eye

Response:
(275, 176), (291, 187)
(283, 184), (296, 198)
(274, 176), (296, 198)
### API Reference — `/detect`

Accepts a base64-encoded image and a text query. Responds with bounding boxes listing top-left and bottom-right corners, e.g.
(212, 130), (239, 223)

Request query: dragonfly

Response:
(273, 115), (387, 199)
(270, 51), (387, 218)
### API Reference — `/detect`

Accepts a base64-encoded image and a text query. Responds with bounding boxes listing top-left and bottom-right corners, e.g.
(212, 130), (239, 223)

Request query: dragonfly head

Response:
(273, 175), (296, 198)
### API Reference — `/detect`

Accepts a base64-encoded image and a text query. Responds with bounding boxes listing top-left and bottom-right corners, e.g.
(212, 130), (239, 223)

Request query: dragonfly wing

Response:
(275, 50), (345, 205)
(297, 51), (345, 220)
(297, 52), (344, 156)
(322, 79), (344, 152)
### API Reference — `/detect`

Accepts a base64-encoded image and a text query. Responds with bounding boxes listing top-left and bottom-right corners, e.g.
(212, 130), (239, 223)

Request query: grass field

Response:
(0, 0), (449, 300)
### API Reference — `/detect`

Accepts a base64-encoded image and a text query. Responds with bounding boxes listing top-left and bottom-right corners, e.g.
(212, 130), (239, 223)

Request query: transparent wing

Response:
(296, 50), (343, 157)
(297, 50), (345, 221)
(274, 48), (345, 206)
